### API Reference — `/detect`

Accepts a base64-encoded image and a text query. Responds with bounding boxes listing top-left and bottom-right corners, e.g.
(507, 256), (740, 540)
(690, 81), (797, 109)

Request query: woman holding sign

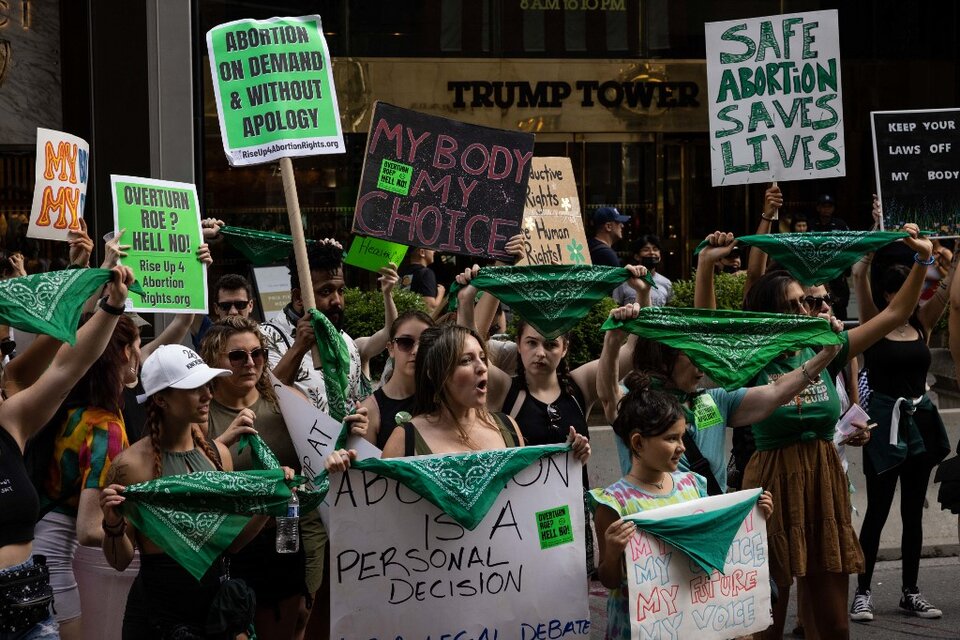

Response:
(701, 225), (933, 638)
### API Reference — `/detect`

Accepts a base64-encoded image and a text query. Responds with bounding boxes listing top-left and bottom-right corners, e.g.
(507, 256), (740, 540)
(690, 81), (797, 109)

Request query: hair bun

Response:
(623, 371), (653, 393)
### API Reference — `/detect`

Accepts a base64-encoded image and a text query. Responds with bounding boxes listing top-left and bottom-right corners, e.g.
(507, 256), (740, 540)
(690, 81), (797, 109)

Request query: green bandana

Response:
(603, 306), (843, 389)
(0, 269), (145, 344)
(695, 231), (908, 285)
(220, 225), (315, 266)
(447, 265), (640, 339)
(307, 309), (351, 422)
(121, 468), (321, 581)
(625, 489), (760, 575)
(327, 444), (571, 530)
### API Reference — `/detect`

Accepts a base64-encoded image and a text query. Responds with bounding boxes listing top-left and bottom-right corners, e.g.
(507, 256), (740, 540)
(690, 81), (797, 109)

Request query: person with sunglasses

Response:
(360, 310), (435, 450)
(698, 226), (932, 639)
(190, 273), (255, 350)
(199, 315), (368, 637)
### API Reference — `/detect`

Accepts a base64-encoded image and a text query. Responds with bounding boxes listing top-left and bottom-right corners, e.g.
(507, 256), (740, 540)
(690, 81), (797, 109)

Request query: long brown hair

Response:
(142, 397), (223, 479)
(199, 315), (279, 411)
(73, 314), (139, 413)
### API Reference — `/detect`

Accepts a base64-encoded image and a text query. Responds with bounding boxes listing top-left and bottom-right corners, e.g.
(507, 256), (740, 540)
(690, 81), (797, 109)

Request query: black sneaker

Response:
(850, 589), (874, 622)
(899, 587), (942, 619)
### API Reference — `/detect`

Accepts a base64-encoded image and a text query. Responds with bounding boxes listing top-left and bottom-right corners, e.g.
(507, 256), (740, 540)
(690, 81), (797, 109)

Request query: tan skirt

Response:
(743, 438), (864, 586)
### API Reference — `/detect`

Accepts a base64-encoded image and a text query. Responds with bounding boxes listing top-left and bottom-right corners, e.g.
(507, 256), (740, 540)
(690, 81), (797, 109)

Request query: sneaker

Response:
(850, 589), (874, 622)
(899, 588), (942, 618)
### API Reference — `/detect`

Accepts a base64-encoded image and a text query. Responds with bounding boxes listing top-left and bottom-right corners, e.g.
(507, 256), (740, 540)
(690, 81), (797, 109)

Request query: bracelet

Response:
(102, 518), (126, 537)
(914, 253), (936, 266)
(800, 361), (819, 385)
(761, 212), (777, 221)
(98, 297), (125, 316)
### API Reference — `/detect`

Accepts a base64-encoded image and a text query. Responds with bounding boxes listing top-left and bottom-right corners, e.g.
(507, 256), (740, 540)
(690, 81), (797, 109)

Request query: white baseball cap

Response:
(136, 344), (232, 404)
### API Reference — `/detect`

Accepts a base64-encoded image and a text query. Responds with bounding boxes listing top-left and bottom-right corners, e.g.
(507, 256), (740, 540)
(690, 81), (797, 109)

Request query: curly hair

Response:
(288, 242), (343, 290)
(198, 315), (279, 411)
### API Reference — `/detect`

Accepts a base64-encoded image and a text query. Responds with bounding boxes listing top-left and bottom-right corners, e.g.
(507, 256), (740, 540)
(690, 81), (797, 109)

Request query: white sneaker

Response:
(900, 588), (943, 619)
(850, 589), (874, 622)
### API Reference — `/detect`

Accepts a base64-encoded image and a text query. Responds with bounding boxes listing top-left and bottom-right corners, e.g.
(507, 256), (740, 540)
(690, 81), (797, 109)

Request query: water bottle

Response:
(276, 491), (300, 553)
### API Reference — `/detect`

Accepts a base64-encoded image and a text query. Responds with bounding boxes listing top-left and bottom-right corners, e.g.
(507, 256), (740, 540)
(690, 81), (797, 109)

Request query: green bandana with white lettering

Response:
(603, 306), (842, 389)
(695, 231), (908, 285)
(0, 268), (145, 344)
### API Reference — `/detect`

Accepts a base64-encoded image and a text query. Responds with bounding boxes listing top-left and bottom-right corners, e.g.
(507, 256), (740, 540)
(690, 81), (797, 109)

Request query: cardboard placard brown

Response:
(352, 102), (535, 261)
(516, 157), (591, 266)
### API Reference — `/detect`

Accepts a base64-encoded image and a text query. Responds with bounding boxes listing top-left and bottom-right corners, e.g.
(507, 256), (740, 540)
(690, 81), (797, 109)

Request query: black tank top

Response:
(0, 426), (38, 547)
(373, 387), (415, 450)
(864, 320), (930, 398)
(502, 377), (589, 446)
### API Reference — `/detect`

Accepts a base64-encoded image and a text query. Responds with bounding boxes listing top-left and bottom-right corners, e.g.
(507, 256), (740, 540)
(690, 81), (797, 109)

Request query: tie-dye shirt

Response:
(41, 407), (128, 516)
(588, 471), (708, 640)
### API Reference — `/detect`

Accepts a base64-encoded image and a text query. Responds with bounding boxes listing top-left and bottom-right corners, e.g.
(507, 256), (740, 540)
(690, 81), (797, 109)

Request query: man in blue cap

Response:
(588, 206), (630, 267)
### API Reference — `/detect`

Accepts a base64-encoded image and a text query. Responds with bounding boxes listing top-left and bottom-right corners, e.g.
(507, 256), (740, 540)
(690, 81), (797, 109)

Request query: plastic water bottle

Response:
(276, 491), (300, 553)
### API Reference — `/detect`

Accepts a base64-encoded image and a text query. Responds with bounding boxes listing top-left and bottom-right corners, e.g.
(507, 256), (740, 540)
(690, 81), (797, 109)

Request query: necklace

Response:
(628, 471), (665, 490)
(896, 322), (909, 336)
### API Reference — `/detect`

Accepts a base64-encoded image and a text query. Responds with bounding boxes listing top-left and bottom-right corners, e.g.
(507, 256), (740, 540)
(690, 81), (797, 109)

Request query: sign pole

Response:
(280, 156), (321, 368)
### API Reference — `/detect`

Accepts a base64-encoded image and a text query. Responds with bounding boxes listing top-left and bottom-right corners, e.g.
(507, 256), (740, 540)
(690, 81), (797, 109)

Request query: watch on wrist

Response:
(98, 297), (125, 316)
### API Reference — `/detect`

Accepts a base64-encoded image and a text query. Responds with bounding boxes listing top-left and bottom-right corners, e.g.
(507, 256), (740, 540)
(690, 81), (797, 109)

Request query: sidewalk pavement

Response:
(587, 557), (960, 639)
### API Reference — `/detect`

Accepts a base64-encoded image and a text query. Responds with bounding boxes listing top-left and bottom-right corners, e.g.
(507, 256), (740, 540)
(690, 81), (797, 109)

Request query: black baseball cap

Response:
(817, 194), (835, 205)
(593, 207), (630, 224)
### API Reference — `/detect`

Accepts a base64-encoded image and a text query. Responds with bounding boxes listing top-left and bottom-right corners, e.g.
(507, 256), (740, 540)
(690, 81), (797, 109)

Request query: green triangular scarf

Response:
(625, 489), (761, 575)
(220, 225), (315, 266)
(603, 306), (843, 389)
(447, 265), (636, 339)
(307, 309), (351, 421)
(695, 231), (908, 285)
(0, 268), (145, 344)
(331, 444), (570, 530)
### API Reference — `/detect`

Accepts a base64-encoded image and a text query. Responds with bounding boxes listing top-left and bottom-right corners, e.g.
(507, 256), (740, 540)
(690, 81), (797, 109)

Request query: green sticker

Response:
(693, 393), (724, 430)
(377, 158), (413, 195)
(536, 505), (574, 550)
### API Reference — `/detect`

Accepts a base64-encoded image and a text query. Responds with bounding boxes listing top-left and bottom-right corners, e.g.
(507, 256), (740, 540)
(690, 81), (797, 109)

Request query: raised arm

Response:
(847, 224), (932, 360)
(694, 231), (736, 310)
(917, 243), (958, 337)
(0, 266), (133, 449)
(949, 249), (960, 377)
(744, 184), (782, 296)
(597, 304), (641, 424)
(357, 263), (399, 366)
(0, 334), (63, 397)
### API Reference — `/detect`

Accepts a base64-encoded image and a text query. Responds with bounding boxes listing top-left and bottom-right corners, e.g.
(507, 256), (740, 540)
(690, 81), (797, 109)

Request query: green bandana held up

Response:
(603, 306), (843, 389)
(625, 489), (761, 575)
(219, 226), (316, 266)
(308, 308), (351, 422)
(0, 268), (145, 345)
(447, 265), (653, 339)
(694, 231), (908, 285)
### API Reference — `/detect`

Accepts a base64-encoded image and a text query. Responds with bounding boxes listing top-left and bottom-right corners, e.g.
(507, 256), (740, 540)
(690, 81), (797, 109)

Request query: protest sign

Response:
(705, 10), (845, 186)
(252, 266), (291, 319)
(624, 489), (772, 639)
(872, 108), (960, 235)
(27, 128), (89, 241)
(344, 235), (408, 273)
(352, 102), (536, 261)
(206, 15), (344, 166)
(516, 157), (591, 266)
(111, 175), (206, 313)
(328, 449), (590, 639)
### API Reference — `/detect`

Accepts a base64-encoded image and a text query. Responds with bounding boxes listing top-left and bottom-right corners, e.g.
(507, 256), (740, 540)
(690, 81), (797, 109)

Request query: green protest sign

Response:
(110, 175), (207, 314)
(535, 504), (574, 550)
(344, 235), (408, 273)
(206, 15), (344, 166)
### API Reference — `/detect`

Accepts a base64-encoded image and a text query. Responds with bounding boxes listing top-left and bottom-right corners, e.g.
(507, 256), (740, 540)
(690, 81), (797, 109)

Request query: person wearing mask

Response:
(613, 235), (673, 307)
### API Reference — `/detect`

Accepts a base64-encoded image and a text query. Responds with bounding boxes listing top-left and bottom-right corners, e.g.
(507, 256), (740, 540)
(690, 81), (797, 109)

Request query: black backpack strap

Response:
(402, 422), (416, 457)
(682, 431), (723, 496)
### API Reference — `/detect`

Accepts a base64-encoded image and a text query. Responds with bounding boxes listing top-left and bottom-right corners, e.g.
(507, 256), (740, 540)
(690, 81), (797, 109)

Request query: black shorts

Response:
(227, 528), (307, 606)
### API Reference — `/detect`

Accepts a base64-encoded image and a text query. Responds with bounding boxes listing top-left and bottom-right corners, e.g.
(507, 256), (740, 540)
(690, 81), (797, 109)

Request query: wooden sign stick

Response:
(280, 156), (322, 369)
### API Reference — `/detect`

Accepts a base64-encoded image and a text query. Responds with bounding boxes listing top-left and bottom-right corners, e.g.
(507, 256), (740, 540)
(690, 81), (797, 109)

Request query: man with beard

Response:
(261, 240), (364, 412)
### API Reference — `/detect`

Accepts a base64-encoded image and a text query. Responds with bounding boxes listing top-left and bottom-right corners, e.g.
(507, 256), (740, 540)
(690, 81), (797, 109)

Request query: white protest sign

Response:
(705, 10), (845, 186)
(328, 449), (591, 639)
(28, 128), (90, 241)
(625, 489), (772, 639)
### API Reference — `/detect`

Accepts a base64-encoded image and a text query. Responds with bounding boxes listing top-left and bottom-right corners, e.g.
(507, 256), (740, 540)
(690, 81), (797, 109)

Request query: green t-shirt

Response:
(750, 332), (851, 451)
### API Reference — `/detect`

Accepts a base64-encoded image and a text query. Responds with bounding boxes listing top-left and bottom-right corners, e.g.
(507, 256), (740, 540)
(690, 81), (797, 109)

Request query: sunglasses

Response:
(216, 300), (250, 313)
(788, 297), (809, 314)
(227, 347), (267, 366)
(391, 336), (418, 353)
(803, 295), (833, 309)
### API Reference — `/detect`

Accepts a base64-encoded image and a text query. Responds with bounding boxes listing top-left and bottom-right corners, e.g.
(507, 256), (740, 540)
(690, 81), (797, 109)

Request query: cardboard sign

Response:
(111, 175), (207, 313)
(625, 490), (772, 639)
(27, 128), (90, 241)
(872, 108), (960, 234)
(705, 11), (845, 186)
(206, 15), (344, 166)
(328, 450), (590, 639)
(352, 102), (536, 261)
(516, 157), (591, 266)
(252, 265), (291, 319)
(344, 235), (408, 273)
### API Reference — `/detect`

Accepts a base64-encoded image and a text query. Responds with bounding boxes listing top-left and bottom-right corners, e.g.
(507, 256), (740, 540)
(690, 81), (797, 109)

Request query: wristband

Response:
(801, 361), (819, 385)
(98, 297), (125, 316)
(102, 518), (126, 537)
(914, 253), (936, 266)
(761, 210), (779, 221)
